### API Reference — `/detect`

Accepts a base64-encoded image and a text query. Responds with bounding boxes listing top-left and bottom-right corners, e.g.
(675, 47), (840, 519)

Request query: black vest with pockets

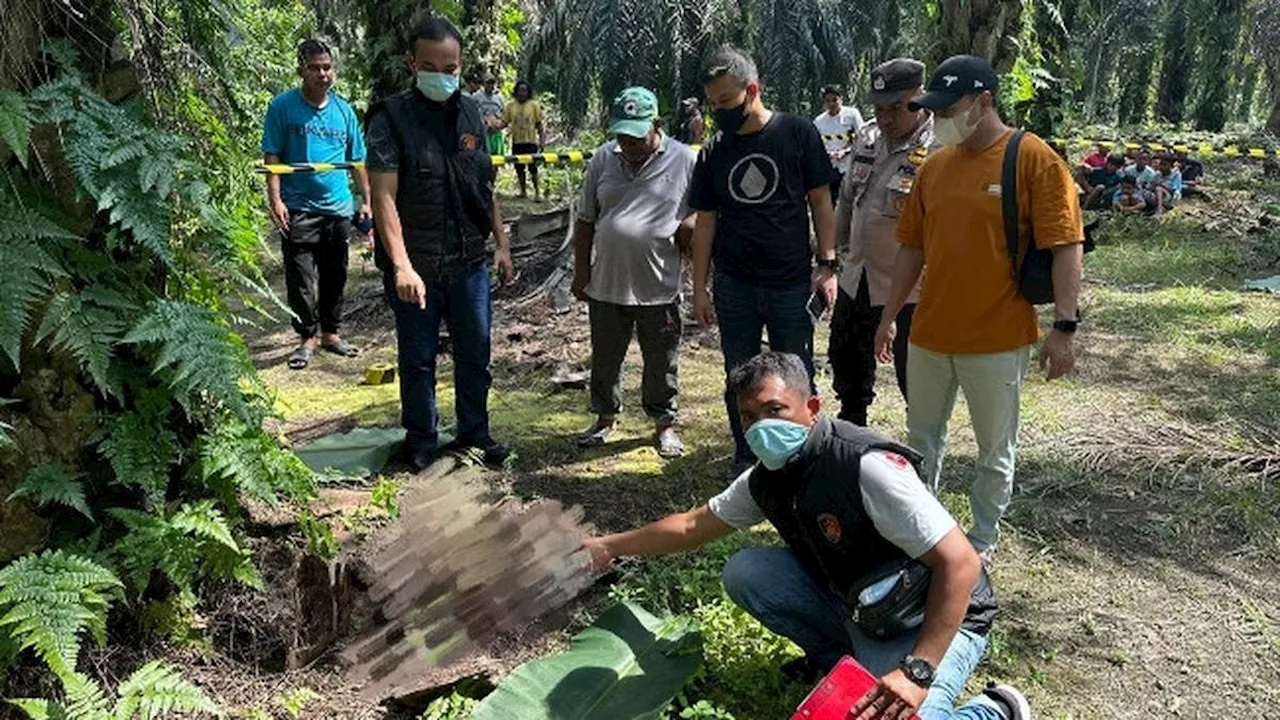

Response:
(371, 91), (493, 281)
(748, 417), (998, 635)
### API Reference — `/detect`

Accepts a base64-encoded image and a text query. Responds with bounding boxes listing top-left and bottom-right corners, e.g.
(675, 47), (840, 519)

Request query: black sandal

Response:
(321, 339), (359, 357)
(287, 345), (313, 370)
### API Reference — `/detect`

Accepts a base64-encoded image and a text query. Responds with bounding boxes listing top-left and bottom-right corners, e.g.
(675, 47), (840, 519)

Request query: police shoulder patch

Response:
(816, 513), (842, 544)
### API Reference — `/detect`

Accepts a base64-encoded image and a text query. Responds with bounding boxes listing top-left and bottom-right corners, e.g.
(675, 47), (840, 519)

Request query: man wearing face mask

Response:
(364, 17), (516, 472)
(570, 88), (697, 458)
(874, 56), (1084, 557)
(688, 46), (840, 478)
(829, 58), (935, 427)
(583, 351), (1030, 720)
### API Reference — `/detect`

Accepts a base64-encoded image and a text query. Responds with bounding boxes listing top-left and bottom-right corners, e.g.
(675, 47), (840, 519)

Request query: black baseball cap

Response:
(909, 55), (999, 112)
(869, 58), (926, 106)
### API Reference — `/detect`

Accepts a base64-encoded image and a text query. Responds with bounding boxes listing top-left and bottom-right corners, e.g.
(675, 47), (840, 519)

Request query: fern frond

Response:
(7, 698), (68, 720)
(113, 661), (221, 719)
(197, 419), (316, 506)
(0, 89), (33, 168)
(0, 202), (73, 370)
(96, 410), (178, 511)
(123, 300), (251, 421)
(169, 501), (239, 551)
(0, 551), (123, 674)
(59, 669), (112, 720)
(93, 170), (175, 267)
(0, 397), (18, 449)
(108, 504), (261, 595)
(7, 464), (93, 520)
(34, 289), (135, 398)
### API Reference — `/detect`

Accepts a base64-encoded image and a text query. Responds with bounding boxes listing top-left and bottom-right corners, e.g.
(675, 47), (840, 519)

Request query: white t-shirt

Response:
(813, 106), (864, 176)
(708, 449), (957, 559)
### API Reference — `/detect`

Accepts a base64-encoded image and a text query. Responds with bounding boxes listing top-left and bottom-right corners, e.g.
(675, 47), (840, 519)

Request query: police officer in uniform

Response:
(365, 17), (516, 471)
(829, 59), (936, 426)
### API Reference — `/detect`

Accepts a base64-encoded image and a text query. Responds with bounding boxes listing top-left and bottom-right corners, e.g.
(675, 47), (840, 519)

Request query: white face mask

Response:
(933, 98), (981, 146)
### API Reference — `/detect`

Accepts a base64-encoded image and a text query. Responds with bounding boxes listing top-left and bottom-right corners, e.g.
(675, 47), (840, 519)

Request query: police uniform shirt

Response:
(835, 116), (937, 306)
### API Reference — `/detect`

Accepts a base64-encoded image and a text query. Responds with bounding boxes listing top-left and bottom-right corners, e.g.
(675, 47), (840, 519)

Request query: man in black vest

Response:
(366, 17), (515, 471)
(583, 352), (1030, 720)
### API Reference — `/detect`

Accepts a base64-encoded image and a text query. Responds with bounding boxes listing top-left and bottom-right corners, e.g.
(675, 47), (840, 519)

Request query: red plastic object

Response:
(791, 656), (921, 720)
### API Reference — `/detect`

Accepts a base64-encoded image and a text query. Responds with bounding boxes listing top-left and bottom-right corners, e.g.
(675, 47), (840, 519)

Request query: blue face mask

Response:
(745, 418), (810, 470)
(416, 71), (459, 102)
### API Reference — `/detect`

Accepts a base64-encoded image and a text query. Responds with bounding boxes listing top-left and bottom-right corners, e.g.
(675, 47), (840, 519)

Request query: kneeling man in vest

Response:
(584, 351), (1030, 720)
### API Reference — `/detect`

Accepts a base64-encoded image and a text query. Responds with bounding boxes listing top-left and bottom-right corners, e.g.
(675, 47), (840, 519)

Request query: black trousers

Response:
(588, 299), (680, 423)
(282, 210), (353, 339)
(828, 172), (843, 207)
(512, 142), (540, 188)
(827, 273), (914, 426)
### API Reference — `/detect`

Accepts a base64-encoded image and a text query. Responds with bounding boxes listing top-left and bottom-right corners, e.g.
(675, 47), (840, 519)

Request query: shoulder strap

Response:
(1001, 129), (1026, 278)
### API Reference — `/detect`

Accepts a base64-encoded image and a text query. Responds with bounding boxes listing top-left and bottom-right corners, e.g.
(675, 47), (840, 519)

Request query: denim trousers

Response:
(713, 270), (816, 464)
(388, 262), (493, 453)
(722, 547), (1003, 720)
(905, 343), (1031, 551)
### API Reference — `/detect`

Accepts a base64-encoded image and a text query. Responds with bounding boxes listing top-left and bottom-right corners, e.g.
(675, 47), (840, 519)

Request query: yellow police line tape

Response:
(255, 152), (599, 174)
(254, 135), (1277, 175)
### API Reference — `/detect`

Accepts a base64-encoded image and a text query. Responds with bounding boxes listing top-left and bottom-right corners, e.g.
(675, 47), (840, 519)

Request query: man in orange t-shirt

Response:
(873, 56), (1084, 556)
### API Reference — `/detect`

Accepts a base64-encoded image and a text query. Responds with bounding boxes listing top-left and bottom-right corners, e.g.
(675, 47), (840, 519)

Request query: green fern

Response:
(8, 464), (93, 520)
(0, 88), (33, 168)
(35, 289), (136, 398)
(108, 502), (261, 596)
(0, 551), (123, 675)
(197, 418), (317, 506)
(10, 662), (220, 720)
(0, 200), (74, 370)
(123, 300), (251, 421)
(95, 410), (179, 511)
(112, 660), (221, 719)
(0, 397), (17, 449)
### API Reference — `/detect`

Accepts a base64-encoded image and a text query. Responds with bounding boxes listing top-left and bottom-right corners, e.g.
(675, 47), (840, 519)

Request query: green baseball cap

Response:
(609, 87), (659, 138)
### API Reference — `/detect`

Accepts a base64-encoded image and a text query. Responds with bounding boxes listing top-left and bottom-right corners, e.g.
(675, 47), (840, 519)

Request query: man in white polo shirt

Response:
(814, 84), (864, 205)
(571, 87), (697, 458)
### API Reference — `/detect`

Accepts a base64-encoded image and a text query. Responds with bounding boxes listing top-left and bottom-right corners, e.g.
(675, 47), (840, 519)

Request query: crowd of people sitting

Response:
(1073, 143), (1205, 217)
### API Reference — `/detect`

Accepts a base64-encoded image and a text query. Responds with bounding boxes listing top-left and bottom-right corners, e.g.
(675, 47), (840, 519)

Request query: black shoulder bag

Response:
(1001, 129), (1095, 305)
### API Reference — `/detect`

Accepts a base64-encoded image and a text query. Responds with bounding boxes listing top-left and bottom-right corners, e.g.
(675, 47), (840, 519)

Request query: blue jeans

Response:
(389, 262), (493, 453)
(713, 271), (815, 463)
(722, 548), (1002, 720)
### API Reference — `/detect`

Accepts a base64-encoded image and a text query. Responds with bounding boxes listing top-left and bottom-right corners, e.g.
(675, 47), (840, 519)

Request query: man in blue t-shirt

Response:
(262, 39), (370, 370)
(689, 45), (839, 477)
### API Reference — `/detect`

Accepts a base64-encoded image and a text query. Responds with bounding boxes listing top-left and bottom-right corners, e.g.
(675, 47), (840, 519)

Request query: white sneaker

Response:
(982, 683), (1032, 720)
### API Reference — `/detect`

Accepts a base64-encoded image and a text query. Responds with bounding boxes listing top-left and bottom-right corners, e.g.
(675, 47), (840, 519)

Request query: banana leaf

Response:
(470, 602), (702, 720)
(294, 427), (454, 477)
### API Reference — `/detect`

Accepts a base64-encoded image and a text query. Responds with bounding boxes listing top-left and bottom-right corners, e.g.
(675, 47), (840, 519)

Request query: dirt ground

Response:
(227, 190), (1280, 719)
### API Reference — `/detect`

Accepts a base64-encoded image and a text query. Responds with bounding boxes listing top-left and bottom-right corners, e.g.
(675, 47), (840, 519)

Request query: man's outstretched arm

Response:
(584, 505), (736, 569)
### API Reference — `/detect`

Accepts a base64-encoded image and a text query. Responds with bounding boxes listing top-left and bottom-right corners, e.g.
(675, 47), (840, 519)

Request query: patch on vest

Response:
(816, 513), (842, 544)
(460, 133), (478, 151)
(883, 452), (912, 471)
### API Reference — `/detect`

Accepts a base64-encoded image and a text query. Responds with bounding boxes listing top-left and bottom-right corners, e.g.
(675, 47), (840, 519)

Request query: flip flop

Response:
(321, 339), (359, 357)
(287, 345), (313, 370)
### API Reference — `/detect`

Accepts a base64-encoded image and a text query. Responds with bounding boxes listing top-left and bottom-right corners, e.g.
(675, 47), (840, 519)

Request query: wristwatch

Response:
(816, 256), (841, 273)
(1052, 318), (1079, 334)
(900, 655), (936, 688)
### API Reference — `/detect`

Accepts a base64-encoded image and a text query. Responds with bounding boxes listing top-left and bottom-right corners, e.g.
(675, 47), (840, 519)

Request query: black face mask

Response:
(713, 99), (749, 136)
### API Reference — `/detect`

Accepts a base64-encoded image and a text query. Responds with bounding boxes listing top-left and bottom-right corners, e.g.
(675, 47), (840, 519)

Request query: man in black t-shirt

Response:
(689, 46), (839, 476)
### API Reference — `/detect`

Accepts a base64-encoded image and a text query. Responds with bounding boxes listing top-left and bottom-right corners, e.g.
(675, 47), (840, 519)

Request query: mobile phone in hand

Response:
(806, 291), (828, 324)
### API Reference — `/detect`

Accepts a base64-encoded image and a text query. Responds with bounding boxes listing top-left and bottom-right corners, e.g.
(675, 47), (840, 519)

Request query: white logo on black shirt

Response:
(727, 153), (780, 204)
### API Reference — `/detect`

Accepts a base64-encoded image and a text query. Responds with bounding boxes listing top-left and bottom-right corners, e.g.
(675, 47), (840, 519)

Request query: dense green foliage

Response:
(0, 1), (321, 712)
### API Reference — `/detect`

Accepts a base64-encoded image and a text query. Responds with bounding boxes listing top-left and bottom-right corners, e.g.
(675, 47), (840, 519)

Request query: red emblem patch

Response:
(816, 513), (842, 544)
(883, 452), (912, 471)
(460, 134), (477, 151)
